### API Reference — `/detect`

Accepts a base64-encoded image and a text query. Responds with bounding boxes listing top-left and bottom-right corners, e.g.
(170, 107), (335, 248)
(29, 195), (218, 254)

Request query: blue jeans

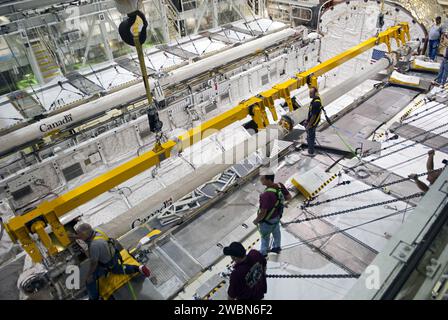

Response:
(428, 39), (440, 61)
(259, 217), (281, 256)
(86, 252), (140, 300)
(306, 126), (317, 154)
(435, 59), (448, 85)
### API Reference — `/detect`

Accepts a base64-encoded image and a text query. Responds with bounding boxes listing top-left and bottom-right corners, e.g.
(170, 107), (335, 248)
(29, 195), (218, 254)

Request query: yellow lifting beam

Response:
(3, 23), (410, 263)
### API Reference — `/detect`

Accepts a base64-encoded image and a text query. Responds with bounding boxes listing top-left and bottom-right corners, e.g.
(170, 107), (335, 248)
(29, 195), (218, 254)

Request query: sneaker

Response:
(301, 150), (316, 157)
(270, 247), (282, 254)
(139, 265), (151, 277)
(296, 136), (307, 145)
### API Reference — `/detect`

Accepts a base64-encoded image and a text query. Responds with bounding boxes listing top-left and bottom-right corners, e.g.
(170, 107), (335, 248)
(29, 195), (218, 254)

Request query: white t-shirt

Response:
(429, 24), (442, 40)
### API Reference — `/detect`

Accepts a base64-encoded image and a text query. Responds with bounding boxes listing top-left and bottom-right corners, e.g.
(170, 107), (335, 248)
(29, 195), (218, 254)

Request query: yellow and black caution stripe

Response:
(374, 131), (386, 139)
(247, 238), (261, 251)
(206, 238), (261, 300)
(400, 99), (425, 123)
(203, 280), (227, 300)
(292, 173), (339, 201)
(308, 173), (339, 200)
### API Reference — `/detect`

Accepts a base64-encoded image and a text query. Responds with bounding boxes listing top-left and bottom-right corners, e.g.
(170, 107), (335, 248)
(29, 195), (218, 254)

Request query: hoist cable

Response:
(401, 102), (445, 124)
(349, 123), (448, 170)
(321, 107), (360, 159)
(376, 121), (448, 153)
(304, 169), (441, 208)
(281, 207), (413, 251)
(285, 192), (424, 225)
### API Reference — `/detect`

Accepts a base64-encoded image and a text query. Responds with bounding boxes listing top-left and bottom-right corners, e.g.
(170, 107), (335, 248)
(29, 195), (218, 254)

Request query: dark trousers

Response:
(428, 39), (440, 61)
(306, 126), (317, 154)
(436, 59), (448, 85)
(86, 252), (140, 300)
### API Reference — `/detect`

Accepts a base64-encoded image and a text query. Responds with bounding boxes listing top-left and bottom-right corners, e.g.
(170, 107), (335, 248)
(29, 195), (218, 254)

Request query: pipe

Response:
(0, 28), (297, 156)
(319, 57), (391, 106)
(288, 57), (392, 126)
(102, 57), (392, 239)
(102, 127), (278, 238)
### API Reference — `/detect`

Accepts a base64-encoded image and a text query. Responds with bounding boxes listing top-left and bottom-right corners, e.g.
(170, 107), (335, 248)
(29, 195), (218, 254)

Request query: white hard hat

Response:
(114, 0), (142, 14)
(259, 167), (275, 176)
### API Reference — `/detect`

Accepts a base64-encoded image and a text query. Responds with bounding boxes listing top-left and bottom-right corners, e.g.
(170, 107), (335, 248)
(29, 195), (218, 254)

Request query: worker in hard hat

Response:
(253, 169), (291, 257)
(72, 223), (151, 300)
(409, 150), (446, 192)
(302, 87), (323, 157)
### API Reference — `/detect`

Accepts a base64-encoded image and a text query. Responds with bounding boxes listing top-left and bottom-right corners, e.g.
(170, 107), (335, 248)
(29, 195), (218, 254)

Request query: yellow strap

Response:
(92, 229), (117, 261)
(310, 98), (322, 127)
(312, 113), (321, 127)
(93, 229), (109, 241)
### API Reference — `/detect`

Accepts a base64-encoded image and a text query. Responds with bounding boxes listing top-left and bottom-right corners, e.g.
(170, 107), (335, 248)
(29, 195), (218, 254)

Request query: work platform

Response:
(175, 85), (447, 301)
(2, 62), (446, 300)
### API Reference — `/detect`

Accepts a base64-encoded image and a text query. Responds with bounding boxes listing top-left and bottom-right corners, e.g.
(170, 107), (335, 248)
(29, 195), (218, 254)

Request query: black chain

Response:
(400, 103), (446, 126)
(266, 274), (360, 279)
(285, 192), (424, 225)
(350, 125), (448, 170)
(206, 272), (359, 298)
(281, 208), (412, 251)
(304, 169), (441, 208)
(382, 122), (448, 153)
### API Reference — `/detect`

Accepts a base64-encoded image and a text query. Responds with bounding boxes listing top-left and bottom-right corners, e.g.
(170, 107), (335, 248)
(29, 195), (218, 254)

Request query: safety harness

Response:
(308, 97), (322, 128)
(93, 229), (122, 266)
(92, 229), (138, 300)
(257, 187), (285, 240)
(262, 187), (285, 223)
